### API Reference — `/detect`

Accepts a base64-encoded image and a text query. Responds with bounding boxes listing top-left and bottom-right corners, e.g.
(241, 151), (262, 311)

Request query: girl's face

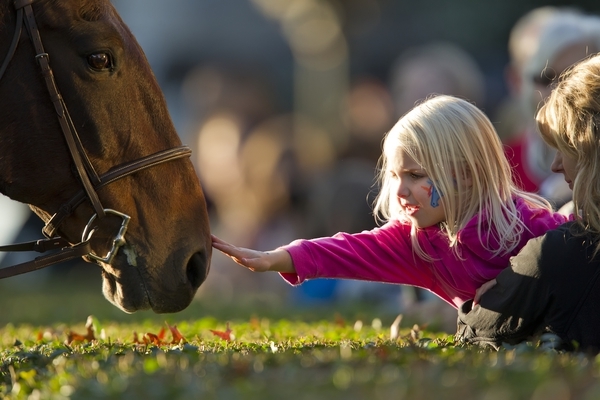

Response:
(550, 149), (578, 190)
(388, 149), (446, 228)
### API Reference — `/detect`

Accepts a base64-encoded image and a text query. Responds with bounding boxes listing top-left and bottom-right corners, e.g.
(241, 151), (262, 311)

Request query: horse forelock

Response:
(0, 0), (110, 26)
(78, 0), (111, 22)
(30, 0), (112, 24)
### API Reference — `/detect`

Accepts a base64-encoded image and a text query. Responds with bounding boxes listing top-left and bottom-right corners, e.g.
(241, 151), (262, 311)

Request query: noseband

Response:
(0, 0), (193, 278)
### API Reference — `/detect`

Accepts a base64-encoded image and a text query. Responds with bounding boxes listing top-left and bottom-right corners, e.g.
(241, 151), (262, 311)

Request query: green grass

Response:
(1, 270), (600, 399)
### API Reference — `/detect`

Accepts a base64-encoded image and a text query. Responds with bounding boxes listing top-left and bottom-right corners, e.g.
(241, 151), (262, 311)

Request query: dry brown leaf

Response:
(167, 323), (186, 344)
(134, 324), (186, 345)
(210, 322), (232, 341)
(65, 316), (96, 345)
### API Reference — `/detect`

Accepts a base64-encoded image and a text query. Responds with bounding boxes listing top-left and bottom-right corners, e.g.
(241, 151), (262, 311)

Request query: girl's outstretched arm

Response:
(211, 235), (296, 273)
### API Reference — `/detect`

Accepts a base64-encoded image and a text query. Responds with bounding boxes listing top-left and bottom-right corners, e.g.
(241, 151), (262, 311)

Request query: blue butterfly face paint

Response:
(421, 179), (443, 207)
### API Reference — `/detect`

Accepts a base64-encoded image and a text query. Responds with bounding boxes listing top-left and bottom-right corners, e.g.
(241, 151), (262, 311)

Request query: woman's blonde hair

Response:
(536, 53), (600, 253)
(373, 95), (553, 260)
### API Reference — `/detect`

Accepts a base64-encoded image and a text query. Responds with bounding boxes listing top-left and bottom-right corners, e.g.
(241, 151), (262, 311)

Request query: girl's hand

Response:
(473, 279), (497, 306)
(211, 235), (295, 273)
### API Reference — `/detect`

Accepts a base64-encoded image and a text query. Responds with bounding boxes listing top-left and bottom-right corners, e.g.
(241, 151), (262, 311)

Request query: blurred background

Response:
(2, 0), (600, 329)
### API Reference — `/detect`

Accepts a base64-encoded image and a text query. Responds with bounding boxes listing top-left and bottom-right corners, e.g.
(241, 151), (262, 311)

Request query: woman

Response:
(457, 53), (600, 353)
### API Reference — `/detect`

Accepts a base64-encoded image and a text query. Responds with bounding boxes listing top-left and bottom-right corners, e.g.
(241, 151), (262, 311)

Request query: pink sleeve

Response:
(453, 198), (569, 283)
(524, 208), (570, 236)
(514, 200), (570, 250)
(278, 220), (436, 289)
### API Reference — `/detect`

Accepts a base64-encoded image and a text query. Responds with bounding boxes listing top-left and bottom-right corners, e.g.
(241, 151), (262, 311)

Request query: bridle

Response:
(0, 0), (194, 278)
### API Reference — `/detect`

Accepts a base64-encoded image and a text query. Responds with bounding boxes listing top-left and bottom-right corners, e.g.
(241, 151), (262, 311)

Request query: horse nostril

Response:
(186, 251), (208, 289)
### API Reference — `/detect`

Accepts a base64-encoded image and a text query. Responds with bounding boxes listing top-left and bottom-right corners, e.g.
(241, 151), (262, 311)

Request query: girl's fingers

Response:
(211, 235), (236, 251)
(211, 235), (227, 245)
(211, 235), (231, 249)
(212, 237), (241, 256)
(211, 235), (272, 272)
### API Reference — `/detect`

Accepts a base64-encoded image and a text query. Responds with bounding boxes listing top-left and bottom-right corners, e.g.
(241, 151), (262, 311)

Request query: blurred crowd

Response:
(2, 2), (600, 331)
(186, 5), (600, 331)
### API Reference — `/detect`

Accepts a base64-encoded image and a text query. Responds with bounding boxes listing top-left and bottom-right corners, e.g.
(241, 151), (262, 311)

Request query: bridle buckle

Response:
(82, 209), (131, 265)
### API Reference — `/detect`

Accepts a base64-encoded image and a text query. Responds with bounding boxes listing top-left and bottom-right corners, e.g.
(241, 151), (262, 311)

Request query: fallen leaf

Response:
(65, 317), (186, 346)
(210, 322), (232, 341)
(167, 323), (187, 344)
(134, 324), (186, 345)
(65, 315), (96, 344)
(144, 332), (163, 346)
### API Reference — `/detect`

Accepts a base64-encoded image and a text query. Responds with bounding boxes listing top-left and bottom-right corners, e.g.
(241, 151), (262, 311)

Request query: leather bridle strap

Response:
(0, 237), (69, 253)
(17, 0), (105, 218)
(0, 241), (92, 279)
(43, 146), (193, 238)
(0, 7), (22, 80)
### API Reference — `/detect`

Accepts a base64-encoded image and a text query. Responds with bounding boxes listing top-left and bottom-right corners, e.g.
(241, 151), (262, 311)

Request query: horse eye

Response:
(87, 53), (112, 71)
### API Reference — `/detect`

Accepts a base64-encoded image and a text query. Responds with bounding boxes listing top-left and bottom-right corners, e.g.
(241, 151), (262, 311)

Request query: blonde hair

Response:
(536, 53), (600, 253)
(373, 95), (554, 260)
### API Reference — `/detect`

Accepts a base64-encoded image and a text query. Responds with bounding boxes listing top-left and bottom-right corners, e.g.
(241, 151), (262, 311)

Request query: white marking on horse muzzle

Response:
(123, 246), (138, 267)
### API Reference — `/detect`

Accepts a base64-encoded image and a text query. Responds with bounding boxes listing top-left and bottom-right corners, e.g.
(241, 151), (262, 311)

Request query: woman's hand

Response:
(473, 279), (497, 306)
(211, 235), (295, 273)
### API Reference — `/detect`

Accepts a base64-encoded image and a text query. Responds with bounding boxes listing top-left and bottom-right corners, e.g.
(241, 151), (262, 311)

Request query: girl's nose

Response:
(550, 150), (563, 174)
(396, 179), (410, 198)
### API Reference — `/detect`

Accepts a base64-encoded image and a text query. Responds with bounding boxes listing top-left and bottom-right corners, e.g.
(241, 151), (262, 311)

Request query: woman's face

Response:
(550, 149), (578, 190)
(388, 149), (446, 228)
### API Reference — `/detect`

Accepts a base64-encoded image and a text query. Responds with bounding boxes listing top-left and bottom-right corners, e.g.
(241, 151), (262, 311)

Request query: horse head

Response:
(0, 0), (212, 313)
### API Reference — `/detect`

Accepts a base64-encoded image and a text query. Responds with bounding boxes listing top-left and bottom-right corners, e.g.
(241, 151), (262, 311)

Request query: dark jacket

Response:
(456, 222), (600, 353)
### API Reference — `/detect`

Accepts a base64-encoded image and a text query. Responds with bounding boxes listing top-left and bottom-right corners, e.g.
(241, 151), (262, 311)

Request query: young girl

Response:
(212, 95), (568, 309)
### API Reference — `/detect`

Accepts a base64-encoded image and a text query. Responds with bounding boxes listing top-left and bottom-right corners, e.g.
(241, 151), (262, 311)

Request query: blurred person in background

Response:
(292, 77), (398, 307)
(495, 6), (565, 144)
(389, 42), (486, 117)
(188, 64), (341, 304)
(501, 8), (600, 211)
(187, 65), (299, 302)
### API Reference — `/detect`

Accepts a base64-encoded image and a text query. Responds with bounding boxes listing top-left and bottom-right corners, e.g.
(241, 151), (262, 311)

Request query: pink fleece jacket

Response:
(280, 198), (569, 308)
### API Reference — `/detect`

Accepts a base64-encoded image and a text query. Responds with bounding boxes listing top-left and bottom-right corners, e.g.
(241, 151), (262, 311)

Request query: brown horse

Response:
(0, 0), (211, 313)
